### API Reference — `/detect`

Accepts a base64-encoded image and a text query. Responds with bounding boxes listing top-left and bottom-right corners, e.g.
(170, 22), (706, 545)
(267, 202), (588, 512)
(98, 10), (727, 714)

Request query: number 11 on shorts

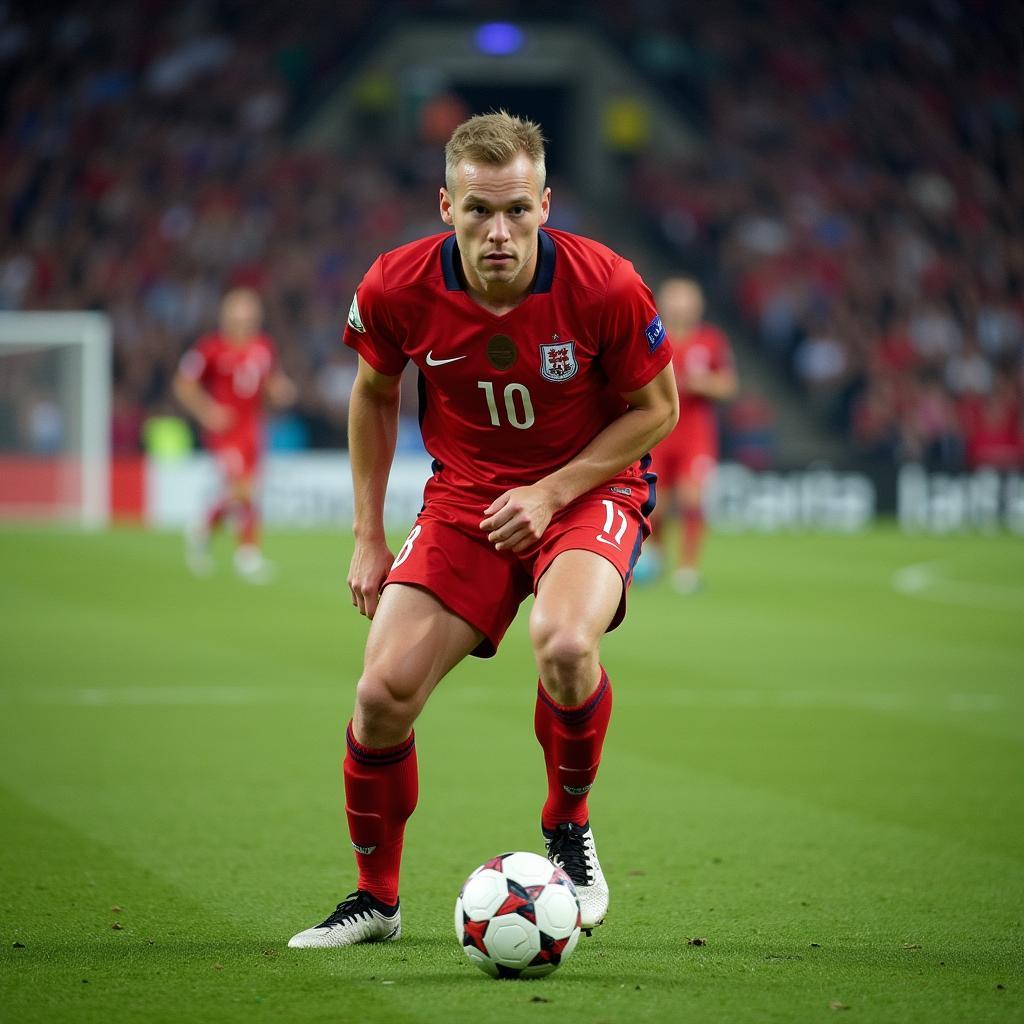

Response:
(599, 499), (628, 547)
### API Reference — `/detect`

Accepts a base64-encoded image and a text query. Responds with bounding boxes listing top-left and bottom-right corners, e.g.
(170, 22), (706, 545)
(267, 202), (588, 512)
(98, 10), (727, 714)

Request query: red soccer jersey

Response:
(664, 323), (733, 450)
(343, 228), (672, 510)
(178, 332), (277, 447)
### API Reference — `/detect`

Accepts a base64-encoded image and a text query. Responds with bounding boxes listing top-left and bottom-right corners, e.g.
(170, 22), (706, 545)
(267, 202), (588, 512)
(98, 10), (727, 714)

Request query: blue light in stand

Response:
(474, 23), (525, 56)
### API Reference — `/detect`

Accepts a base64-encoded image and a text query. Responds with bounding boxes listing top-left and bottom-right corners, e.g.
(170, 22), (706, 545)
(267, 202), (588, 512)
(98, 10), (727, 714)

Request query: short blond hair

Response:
(444, 111), (547, 193)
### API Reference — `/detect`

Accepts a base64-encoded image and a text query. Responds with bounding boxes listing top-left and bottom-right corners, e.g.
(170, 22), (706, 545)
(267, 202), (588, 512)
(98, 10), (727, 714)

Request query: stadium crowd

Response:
(2, 0), (1021, 471)
(630, 0), (1023, 471)
(1, 0), (400, 453)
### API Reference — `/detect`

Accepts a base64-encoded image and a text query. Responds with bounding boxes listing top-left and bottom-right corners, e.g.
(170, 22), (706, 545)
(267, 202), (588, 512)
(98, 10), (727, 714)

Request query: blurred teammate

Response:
(645, 277), (737, 593)
(288, 112), (677, 949)
(172, 288), (295, 582)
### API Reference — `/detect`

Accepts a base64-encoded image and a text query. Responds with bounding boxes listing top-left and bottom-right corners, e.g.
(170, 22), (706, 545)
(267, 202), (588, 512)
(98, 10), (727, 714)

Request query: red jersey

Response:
(661, 323), (733, 449)
(344, 228), (671, 510)
(178, 332), (277, 449)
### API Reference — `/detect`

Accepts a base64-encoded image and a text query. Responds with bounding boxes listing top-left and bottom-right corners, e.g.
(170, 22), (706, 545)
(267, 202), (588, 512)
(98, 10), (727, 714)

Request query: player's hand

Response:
(267, 372), (298, 409)
(202, 404), (235, 433)
(348, 538), (395, 619)
(479, 485), (558, 552)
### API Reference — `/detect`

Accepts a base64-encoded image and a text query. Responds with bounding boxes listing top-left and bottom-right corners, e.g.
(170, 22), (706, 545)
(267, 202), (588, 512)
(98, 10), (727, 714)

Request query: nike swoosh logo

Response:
(425, 351), (467, 366)
(595, 536), (621, 548)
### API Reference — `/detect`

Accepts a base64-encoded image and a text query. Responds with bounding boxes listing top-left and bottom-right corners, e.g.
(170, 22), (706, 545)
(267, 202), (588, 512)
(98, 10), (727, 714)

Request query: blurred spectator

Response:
(110, 385), (145, 455)
(960, 373), (1020, 471)
(724, 389), (776, 471)
(2, 0), (1021, 476)
(630, 0), (1023, 471)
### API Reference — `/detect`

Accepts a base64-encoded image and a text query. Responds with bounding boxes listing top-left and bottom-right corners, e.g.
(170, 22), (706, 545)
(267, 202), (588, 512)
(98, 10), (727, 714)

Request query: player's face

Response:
(220, 290), (262, 342)
(658, 279), (704, 335)
(440, 153), (551, 299)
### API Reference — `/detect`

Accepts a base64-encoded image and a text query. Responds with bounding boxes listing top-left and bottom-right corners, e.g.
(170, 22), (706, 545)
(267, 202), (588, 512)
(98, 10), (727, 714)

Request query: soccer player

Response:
(645, 277), (737, 594)
(288, 113), (678, 949)
(172, 288), (295, 582)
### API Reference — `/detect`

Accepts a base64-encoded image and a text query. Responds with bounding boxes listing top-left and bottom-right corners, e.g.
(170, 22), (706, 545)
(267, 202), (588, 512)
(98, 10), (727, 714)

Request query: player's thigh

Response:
(227, 474), (254, 502)
(386, 514), (530, 657)
(530, 549), (623, 652)
(361, 582), (483, 706)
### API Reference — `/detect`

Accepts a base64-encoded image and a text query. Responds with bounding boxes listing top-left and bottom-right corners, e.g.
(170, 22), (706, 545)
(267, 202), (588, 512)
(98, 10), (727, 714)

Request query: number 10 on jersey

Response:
(478, 380), (535, 430)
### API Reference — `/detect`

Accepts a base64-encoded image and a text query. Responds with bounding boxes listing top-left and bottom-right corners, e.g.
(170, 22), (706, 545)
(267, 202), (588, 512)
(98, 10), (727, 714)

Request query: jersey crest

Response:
(539, 340), (578, 382)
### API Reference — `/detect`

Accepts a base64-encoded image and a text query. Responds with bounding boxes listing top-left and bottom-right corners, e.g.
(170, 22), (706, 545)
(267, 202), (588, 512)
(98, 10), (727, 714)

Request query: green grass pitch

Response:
(1, 525), (1022, 1023)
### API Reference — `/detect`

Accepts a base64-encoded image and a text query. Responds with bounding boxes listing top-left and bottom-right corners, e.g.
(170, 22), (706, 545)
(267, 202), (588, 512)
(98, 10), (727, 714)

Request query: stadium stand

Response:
(626, 0), (1022, 471)
(2, 1), (1020, 471)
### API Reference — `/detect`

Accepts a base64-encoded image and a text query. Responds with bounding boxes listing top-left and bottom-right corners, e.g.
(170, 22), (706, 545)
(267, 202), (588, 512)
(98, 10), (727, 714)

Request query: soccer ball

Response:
(455, 851), (582, 979)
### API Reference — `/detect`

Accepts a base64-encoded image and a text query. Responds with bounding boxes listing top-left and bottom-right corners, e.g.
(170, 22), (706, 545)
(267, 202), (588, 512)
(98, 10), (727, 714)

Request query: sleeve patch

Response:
(347, 293), (366, 333)
(645, 314), (665, 353)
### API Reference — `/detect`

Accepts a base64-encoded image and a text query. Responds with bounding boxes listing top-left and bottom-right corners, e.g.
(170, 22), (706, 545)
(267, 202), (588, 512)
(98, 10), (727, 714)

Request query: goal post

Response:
(0, 311), (112, 528)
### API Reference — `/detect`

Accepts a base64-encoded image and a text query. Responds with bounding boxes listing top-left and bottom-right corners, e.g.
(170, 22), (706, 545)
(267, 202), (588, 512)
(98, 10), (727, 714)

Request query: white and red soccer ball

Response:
(455, 851), (582, 979)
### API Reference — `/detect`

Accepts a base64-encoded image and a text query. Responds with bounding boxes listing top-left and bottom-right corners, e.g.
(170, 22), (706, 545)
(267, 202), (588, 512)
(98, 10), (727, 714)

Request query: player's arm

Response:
(171, 367), (233, 433)
(684, 366), (738, 401)
(265, 369), (298, 408)
(481, 364), (679, 552)
(347, 355), (402, 618)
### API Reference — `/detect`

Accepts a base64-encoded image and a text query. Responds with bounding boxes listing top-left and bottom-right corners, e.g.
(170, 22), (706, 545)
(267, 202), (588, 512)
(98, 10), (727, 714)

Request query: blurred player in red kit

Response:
(288, 112), (678, 949)
(173, 288), (296, 582)
(643, 277), (737, 593)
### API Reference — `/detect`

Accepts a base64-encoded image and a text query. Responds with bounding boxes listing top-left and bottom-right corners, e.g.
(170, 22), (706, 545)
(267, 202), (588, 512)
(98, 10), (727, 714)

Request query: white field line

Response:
(455, 686), (1006, 714)
(0, 685), (1005, 715)
(891, 560), (1024, 610)
(0, 686), (309, 706)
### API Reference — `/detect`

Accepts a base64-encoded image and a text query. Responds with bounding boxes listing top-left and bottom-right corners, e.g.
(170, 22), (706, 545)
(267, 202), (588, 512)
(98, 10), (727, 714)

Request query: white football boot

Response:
(543, 821), (609, 934)
(288, 891), (401, 949)
(630, 544), (662, 586)
(672, 567), (702, 595)
(233, 544), (275, 584)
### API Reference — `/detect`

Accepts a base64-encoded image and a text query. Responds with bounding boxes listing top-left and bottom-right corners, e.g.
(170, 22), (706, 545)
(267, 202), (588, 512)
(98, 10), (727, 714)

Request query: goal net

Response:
(0, 312), (112, 527)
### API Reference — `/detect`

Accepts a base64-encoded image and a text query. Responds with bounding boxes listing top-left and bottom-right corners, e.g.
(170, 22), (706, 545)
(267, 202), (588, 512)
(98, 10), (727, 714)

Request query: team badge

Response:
(487, 334), (517, 370)
(347, 293), (366, 333)
(539, 337), (578, 382)
(645, 314), (665, 352)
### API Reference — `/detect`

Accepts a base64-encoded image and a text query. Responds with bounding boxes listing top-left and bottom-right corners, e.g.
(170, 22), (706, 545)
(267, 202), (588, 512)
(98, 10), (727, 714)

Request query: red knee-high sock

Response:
(681, 506), (705, 567)
(343, 723), (418, 906)
(236, 497), (259, 547)
(205, 497), (233, 532)
(534, 668), (613, 830)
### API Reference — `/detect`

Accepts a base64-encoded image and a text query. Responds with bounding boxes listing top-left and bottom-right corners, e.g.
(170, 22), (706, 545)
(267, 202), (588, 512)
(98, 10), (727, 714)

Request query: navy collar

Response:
(440, 228), (556, 294)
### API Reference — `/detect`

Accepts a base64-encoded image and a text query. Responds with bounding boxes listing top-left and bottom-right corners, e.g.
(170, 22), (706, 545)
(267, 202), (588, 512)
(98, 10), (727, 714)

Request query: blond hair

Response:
(444, 111), (547, 193)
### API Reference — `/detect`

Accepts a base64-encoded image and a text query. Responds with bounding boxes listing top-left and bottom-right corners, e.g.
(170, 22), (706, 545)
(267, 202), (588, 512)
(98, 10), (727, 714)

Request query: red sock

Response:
(205, 497), (233, 532)
(343, 723), (418, 906)
(236, 498), (259, 546)
(534, 669), (613, 830)
(681, 506), (705, 567)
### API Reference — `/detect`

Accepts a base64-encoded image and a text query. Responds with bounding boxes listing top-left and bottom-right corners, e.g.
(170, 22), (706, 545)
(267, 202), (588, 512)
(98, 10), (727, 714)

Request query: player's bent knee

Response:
(354, 674), (419, 736)
(531, 620), (597, 685)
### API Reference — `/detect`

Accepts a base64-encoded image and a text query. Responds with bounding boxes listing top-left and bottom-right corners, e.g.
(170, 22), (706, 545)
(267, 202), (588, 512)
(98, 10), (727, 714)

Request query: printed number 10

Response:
(477, 380), (535, 429)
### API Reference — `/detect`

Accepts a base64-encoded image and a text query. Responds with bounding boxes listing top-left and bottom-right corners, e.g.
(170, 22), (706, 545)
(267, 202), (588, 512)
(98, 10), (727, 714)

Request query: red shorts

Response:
(385, 473), (656, 658)
(207, 431), (260, 482)
(653, 424), (717, 488)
